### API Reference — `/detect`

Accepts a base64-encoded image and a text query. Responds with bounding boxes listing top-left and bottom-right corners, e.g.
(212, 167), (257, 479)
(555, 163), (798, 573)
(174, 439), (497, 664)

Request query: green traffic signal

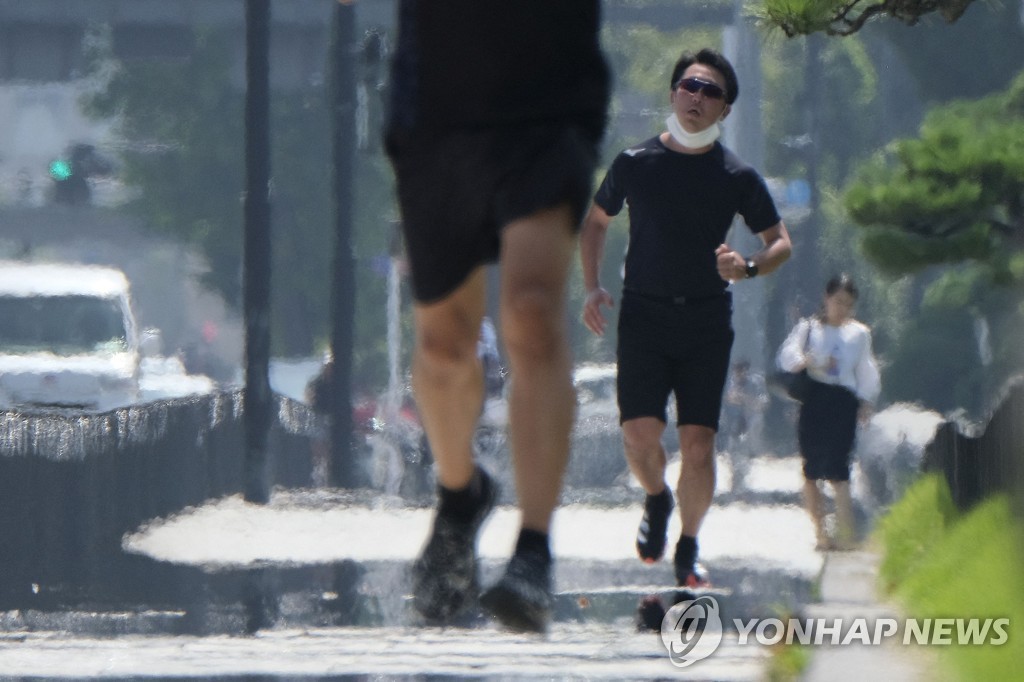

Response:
(49, 159), (73, 181)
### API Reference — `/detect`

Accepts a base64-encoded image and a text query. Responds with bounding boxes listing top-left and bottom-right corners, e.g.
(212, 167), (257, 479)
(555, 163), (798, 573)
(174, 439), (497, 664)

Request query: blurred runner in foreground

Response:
(385, 0), (610, 632)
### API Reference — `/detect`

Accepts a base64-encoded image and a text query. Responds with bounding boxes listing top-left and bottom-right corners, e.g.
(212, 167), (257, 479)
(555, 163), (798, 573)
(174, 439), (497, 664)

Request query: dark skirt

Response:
(798, 379), (860, 481)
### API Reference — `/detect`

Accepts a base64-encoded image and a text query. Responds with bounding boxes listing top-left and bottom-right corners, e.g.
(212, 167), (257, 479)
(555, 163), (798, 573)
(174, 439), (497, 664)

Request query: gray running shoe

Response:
(480, 549), (552, 633)
(411, 469), (497, 624)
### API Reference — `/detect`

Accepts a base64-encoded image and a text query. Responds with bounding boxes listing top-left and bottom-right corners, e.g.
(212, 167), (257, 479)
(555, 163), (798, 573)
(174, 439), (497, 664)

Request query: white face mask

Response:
(665, 112), (721, 149)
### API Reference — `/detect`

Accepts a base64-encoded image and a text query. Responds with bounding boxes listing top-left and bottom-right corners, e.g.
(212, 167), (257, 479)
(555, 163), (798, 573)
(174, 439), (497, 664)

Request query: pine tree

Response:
(845, 71), (1024, 287)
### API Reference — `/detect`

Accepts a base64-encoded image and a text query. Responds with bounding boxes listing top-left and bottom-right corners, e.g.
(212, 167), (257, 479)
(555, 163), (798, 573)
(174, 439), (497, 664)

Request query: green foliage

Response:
(753, 0), (851, 38)
(879, 263), (1024, 416)
(760, 35), (888, 187)
(845, 72), (1024, 283)
(858, 222), (995, 275)
(83, 29), (247, 302)
(840, 70), (1024, 414)
(919, 267), (982, 310)
(1010, 253), (1024, 282)
(881, 303), (985, 413)
(766, 640), (811, 681)
(878, 485), (1024, 680)
(818, 186), (913, 358)
(755, 0), (994, 37)
(875, 473), (958, 592)
(897, 496), (1018, 609)
(79, 25), (393, 364)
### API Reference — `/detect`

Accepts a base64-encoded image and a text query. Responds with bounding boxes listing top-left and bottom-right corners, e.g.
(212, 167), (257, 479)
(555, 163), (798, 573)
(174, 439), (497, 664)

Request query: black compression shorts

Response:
(616, 290), (735, 430)
(386, 122), (601, 303)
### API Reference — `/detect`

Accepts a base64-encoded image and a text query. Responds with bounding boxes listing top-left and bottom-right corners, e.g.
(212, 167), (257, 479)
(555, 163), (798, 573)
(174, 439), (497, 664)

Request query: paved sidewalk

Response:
(0, 475), (816, 680)
(0, 458), (822, 679)
(0, 623), (774, 680)
(801, 549), (939, 681)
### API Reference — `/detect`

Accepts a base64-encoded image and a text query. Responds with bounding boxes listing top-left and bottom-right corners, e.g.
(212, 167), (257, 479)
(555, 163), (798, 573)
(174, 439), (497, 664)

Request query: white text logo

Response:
(734, 617), (1010, 647)
(660, 595), (724, 667)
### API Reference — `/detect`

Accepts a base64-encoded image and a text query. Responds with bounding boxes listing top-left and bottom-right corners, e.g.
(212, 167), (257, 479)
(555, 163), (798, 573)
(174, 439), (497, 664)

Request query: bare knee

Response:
(679, 426), (716, 468)
(415, 324), (478, 379)
(501, 284), (564, 364)
(622, 419), (666, 462)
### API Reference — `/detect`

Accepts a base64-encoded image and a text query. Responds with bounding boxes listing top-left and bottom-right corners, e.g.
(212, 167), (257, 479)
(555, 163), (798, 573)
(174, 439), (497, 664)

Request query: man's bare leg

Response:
(676, 425), (717, 536)
(622, 417), (674, 562)
(497, 204), (578, 533)
(674, 424), (717, 585)
(479, 204), (577, 633)
(409, 269), (496, 624)
(622, 417), (670, 494)
(411, 268), (487, 491)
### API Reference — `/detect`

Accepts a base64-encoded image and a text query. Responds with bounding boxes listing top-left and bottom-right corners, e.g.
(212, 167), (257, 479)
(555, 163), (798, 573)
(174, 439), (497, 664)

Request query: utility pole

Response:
(800, 33), (824, 303)
(722, 5), (768, 375)
(243, 0), (272, 504)
(329, 0), (358, 488)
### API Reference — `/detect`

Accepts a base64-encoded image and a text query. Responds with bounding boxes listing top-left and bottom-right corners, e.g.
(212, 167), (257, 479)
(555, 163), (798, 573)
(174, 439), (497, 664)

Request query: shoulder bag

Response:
(769, 321), (813, 403)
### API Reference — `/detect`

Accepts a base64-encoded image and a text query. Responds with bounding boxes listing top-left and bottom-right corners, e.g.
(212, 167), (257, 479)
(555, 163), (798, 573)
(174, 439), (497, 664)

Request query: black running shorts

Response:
(386, 123), (601, 303)
(616, 290), (735, 430)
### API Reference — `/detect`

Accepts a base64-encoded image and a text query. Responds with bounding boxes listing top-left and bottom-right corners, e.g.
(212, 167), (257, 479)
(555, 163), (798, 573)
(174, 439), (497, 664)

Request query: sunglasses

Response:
(676, 77), (726, 101)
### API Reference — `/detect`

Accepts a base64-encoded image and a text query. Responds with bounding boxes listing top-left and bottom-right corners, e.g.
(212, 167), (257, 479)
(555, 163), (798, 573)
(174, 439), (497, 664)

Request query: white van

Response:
(0, 261), (141, 412)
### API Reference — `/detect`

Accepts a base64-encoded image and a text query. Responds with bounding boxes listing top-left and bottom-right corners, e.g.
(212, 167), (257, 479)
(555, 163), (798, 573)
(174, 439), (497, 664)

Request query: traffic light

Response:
(48, 144), (110, 206)
(48, 159), (73, 182)
(49, 155), (89, 205)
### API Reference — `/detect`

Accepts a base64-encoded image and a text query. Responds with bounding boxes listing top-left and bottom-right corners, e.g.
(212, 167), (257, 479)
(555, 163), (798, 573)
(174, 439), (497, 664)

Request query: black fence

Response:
(0, 390), (317, 610)
(922, 375), (1024, 514)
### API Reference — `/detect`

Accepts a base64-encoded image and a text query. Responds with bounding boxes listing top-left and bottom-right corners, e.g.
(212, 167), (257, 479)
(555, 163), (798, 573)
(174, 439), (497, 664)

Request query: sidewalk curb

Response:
(799, 549), (940, 682)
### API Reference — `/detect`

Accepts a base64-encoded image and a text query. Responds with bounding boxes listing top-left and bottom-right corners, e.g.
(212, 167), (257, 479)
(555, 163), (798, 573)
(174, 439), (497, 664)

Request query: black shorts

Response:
(386, 122), (602, 303)
(798, 380), (859, 481)
(616, 290), (735, 430)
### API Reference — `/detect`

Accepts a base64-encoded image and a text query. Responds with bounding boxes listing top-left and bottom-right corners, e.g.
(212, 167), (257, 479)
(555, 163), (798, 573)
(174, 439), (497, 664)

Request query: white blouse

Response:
(777, 317), (881, 404)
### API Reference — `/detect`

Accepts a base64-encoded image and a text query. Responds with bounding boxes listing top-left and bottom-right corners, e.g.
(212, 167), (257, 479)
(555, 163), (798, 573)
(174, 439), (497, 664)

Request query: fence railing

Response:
(922, 375), (1024, 514)
(0, 390), (317, 609)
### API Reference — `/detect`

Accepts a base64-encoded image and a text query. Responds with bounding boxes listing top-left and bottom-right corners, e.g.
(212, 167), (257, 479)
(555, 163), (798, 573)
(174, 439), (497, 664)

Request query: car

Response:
(574, 362), (618, 421)
(566, 363), (626, 486)
(0, 261), (142, 412)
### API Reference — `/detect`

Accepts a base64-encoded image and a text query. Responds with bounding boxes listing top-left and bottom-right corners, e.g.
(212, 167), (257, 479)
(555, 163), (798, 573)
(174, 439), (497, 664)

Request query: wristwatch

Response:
(744, 258), (759, 279)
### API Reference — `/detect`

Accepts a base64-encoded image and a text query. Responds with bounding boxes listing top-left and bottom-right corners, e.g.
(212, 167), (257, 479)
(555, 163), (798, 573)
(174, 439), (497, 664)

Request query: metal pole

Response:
(329, 0), (357, 488)
(799, 34), (823, 302)
(243, 0), (272, 504)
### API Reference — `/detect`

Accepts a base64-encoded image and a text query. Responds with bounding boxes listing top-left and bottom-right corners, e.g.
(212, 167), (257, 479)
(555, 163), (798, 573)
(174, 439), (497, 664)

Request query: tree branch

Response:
(764, 0), (979, 36)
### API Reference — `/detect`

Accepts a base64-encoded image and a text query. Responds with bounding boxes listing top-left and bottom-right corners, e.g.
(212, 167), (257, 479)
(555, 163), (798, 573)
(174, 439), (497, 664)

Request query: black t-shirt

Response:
(388, 0), (610, 133)
(594, 136), (781, 298)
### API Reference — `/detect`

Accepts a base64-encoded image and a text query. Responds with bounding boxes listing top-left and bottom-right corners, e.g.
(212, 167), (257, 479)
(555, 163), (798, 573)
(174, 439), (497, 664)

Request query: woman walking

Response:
(777, 274), (881, 550)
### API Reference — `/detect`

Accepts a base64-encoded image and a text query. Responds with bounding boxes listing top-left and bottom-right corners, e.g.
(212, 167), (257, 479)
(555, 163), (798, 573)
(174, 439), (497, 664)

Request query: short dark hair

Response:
(670, 48), (739, 105)
(825, 273), (859, 299)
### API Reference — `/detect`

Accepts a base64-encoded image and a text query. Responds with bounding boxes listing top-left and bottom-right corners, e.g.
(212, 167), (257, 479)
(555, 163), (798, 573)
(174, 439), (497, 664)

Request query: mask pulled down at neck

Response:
(665, 113), (721, 149)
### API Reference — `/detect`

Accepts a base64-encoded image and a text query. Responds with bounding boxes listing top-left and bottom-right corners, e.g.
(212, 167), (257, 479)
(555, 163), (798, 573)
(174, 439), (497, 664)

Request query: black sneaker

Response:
(411, 469), (497, 624)
(480, 549), (552, 633)
(672, 535), (708, 586)
(673, 534), (710, 603)
(671, 562), (711, 607)
(636, 488), (673, 563)
(675, 562), (711, 589)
